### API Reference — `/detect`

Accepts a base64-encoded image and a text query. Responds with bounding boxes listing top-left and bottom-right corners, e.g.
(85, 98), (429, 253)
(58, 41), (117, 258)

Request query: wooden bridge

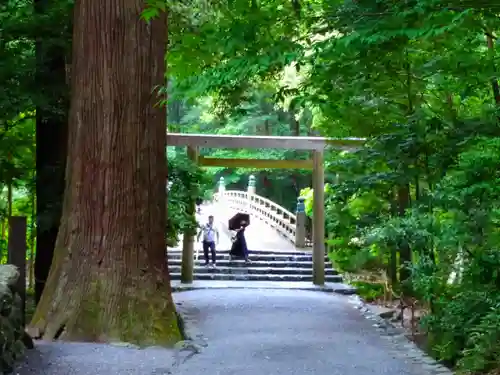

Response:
(213, 184), (311, 249)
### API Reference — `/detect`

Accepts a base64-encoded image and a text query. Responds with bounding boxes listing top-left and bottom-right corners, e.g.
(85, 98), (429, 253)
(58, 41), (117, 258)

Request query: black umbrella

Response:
(228, 212), (250, 231)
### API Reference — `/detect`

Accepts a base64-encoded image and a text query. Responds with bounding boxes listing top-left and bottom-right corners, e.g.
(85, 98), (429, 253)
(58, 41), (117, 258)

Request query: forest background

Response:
(2, 0), (500, 373)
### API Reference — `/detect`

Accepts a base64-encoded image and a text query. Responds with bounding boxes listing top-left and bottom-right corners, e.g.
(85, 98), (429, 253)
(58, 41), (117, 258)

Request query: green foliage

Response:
(0, 0), (59, 263)
(299, 184), (333, 217)
(300, 125), (500, 371)
(406, 138), (500, 372)
(0, 112), (35, 262)
(0, 0), (35, 121)
(299, 187), (313, 216)
(350, 281), (385, 303)
(5, 0), (500, 371)
(315, 130), (500, 372)
(155, 3), (500, 368)
(167, 80), (314, 211)
(167, 150), (210, 246)
(166, 0), (305, 101)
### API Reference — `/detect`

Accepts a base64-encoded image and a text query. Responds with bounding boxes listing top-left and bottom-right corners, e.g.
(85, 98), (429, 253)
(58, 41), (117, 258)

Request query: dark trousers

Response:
(203, 241), (216, 264)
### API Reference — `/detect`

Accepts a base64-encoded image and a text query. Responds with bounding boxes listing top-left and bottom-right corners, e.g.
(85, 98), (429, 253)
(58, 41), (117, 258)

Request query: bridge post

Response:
(312, 150), (325, 285)
(247, 175), (255, 213)
(218, 177), (226, 195)
(181, 146), (199, 284)
(247, 175), (256, 195)
(295, 196), (307, 248)
(216, 176), (226, 213)
(217, 177), (225, 205)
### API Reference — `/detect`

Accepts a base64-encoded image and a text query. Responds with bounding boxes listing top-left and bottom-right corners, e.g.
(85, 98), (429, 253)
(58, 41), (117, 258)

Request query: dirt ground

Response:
(368, 297), (429, 349)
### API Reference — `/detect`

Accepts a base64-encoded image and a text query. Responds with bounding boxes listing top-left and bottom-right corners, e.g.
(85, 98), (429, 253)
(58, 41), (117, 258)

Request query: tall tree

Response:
(34, 0), (71, 304)
(29, 0), (181, 344)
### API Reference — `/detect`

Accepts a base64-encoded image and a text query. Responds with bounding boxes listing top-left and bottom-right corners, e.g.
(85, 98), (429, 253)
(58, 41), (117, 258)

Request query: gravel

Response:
(172, 288), (451, 375)
(15, 288), (450, 375)
(15, 341), (176, 375)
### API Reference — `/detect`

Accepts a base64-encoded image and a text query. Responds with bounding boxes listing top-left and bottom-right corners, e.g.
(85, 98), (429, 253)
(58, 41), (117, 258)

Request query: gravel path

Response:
(16, 288), (452, 375)
(173, 289), (452, 375)
(15, 341), (176, 374)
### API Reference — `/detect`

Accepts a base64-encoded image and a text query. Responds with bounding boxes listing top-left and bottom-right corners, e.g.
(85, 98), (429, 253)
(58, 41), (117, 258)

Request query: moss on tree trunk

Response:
(28, 0), (181, 346)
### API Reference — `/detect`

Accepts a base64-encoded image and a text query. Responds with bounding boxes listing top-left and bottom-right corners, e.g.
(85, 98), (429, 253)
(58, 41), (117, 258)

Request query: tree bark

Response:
(29, 0), (180, 345)
(34, 33), (69, 304)
(388, 188), (398, 285)
(397, 184), (412, 285)
(486, 33), (500, 105)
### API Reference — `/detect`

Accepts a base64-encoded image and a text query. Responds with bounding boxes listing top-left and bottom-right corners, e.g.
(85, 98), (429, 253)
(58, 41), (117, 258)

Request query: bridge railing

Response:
(213, 176), (311, 247)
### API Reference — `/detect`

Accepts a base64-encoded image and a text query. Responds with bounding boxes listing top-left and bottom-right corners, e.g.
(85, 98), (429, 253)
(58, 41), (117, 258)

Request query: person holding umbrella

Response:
(229, 219), (251, 264)
(195, 197), (203, 214)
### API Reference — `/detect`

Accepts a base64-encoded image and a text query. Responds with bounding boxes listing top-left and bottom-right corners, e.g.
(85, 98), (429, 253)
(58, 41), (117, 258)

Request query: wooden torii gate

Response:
(167, 133), (364, 286)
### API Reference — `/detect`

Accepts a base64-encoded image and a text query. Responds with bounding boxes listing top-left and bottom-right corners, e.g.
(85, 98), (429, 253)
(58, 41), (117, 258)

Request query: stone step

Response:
(167, 253), (329, 262)
(167, 259), (332, 269)
(170, 273), (343, 283)
(168, 265), (339, 276)
(168, 248), (313, 256)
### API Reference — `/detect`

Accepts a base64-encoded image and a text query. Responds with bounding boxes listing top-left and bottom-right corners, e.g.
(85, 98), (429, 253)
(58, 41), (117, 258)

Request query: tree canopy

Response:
(2, 0), (500, 369)
(160, 0), (500, 371)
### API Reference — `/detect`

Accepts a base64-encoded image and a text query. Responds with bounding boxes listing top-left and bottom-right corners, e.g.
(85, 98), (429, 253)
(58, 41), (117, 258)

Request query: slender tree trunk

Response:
(0, 220), (5, 256)
(29, 0), (180, 345)
(34, 0), (70, 305)
(397, 184), (412, 285)
(34, 48), (68, 304)
(486, 33), (500, 105)
(1, 184), (7, 256)
(289, 111), (300, 136)
(29, 188), (36, 290)
(388, 188), (398, 285)
(7, 159), (12, 217)
(264, 119), (270, 135)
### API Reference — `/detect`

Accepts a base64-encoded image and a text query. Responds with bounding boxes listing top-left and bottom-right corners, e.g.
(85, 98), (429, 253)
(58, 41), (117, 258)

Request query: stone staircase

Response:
(167, 249), (343, 283)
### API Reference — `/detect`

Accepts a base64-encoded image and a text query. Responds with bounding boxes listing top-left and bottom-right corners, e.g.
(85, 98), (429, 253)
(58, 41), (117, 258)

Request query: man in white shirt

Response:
(197, 215), (219, 268)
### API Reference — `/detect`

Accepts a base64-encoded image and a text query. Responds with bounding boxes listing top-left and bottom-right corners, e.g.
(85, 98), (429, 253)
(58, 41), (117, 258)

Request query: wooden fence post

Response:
(7, 216), (27, 326)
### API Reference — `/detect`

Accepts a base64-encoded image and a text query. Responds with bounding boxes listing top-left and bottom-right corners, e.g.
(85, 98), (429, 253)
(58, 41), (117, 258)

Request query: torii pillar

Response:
(312, 150), (325, 285)
(181, 146), (198, 284)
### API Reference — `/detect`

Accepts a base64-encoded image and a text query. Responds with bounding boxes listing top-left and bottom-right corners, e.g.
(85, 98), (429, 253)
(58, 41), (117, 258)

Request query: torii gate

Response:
(167, 133), (364, 286)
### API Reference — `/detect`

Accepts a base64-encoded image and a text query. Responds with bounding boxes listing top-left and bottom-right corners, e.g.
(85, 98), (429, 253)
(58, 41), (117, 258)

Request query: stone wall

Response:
(0, 265), (27, 373)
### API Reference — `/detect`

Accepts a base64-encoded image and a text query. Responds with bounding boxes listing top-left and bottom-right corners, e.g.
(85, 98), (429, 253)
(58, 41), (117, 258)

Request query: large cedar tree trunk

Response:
(29, 0), (181, 345)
